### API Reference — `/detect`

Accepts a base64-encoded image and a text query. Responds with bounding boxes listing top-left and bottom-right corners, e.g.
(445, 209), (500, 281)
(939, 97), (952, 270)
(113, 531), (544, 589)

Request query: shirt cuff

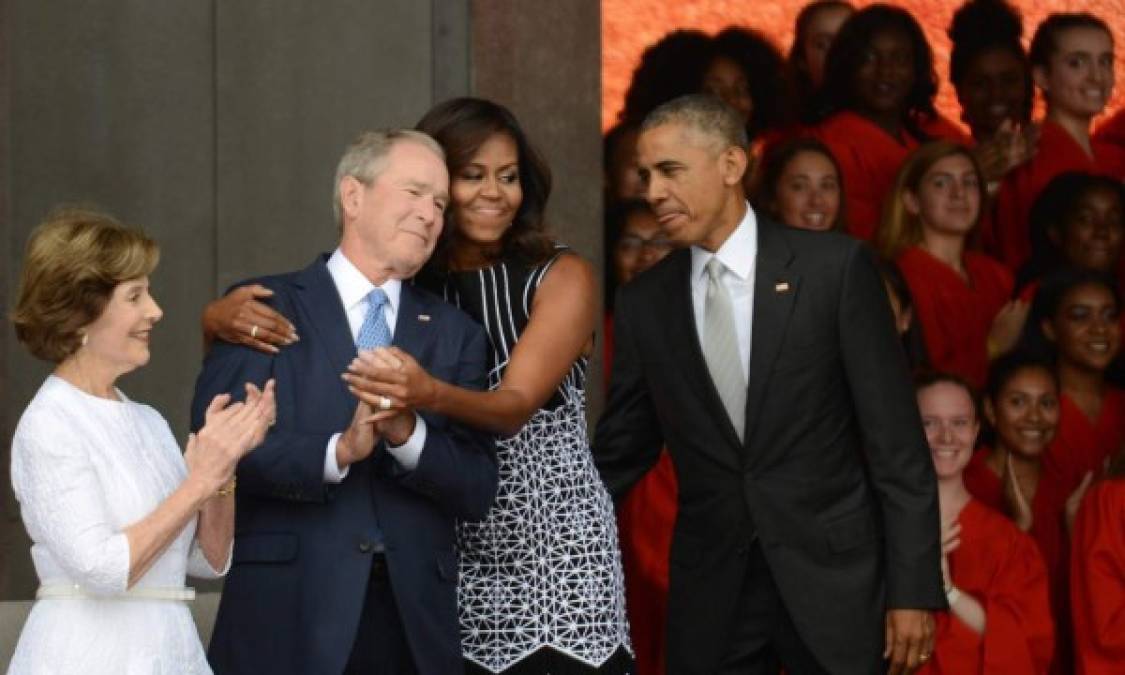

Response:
(385, 414), (426, 471)
(324, 433), (350, 483)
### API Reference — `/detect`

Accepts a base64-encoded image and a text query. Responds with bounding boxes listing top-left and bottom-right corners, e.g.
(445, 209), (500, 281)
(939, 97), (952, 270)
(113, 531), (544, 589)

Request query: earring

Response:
(80, 332), (88, 347)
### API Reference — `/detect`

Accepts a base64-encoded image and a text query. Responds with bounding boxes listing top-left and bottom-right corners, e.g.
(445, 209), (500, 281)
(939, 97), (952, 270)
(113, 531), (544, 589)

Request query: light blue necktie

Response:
(356, 288), (391, 350)
(353, 287), (390, 552)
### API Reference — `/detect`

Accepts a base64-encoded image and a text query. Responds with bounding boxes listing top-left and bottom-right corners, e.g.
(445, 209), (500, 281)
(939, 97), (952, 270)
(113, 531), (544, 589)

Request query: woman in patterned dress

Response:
(201, 99), (633, 674)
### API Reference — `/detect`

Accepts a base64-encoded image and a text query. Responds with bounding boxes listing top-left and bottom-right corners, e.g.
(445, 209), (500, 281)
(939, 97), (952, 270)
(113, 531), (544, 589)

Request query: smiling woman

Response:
(7, 208), (273, 674)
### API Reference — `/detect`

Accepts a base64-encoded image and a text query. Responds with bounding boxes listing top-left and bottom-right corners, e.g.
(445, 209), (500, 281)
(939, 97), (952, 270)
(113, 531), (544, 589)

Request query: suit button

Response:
(358, 541), (374, 554)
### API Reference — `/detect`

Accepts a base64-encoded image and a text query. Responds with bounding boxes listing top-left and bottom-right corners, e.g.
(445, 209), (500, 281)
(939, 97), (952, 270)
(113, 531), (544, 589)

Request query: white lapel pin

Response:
(775, 281), (790, 293)
(417, 314), (431, 322)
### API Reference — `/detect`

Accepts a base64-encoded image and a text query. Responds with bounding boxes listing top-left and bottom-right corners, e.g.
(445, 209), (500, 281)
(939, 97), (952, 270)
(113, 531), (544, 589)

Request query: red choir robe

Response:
(989, 119), (1125, 272)
(1070, 478), (1125, 675)
(616, 451), (677, 675)
(896, 247), (1013, 389)
(964, 449), (1073, 673)
(918, 499), (1054, 674)
(1047, 389), (1125, 495)
(813, 111), (921, 240)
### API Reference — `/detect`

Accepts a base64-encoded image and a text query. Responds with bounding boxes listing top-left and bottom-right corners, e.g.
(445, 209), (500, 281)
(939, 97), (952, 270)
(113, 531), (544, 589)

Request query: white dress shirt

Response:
(690, 203), (757, 381)
(323, 248), (426, 481)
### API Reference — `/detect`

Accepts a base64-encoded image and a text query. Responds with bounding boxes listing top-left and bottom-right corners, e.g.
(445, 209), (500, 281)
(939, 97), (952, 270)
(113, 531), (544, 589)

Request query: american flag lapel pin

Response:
(774, 280), (790, 293)
(417, 314), (431, 322)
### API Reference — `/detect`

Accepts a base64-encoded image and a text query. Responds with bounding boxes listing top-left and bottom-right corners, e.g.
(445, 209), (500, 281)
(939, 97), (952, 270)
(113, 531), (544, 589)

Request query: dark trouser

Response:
(344, 554), (418, 675)
(717, 542), (830, 675)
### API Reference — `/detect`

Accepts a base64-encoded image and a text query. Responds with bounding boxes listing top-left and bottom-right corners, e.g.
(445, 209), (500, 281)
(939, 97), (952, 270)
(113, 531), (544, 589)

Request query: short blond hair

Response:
(12, 208), (159, 363)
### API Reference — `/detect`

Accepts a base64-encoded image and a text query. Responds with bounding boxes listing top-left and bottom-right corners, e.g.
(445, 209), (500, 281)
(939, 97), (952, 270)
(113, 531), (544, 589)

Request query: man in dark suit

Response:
(192, 129), (498, 675)
(594, 94), (944, 674)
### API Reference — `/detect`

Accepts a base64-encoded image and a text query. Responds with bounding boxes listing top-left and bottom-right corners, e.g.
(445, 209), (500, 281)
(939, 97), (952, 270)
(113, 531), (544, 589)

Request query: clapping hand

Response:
(185, 379), (276, 493)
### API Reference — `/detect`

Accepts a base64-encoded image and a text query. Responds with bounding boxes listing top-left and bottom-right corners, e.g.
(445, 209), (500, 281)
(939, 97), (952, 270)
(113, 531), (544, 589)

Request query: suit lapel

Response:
(744, 220), (799, 447)
(661, 249), (745, 454)
(293, 256), (357, 398)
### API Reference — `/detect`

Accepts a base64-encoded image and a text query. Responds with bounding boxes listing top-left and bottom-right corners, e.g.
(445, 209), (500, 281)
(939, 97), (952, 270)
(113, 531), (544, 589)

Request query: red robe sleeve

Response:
(920, 500), (1054, 674)
(1046, 389), (1125, 495)
(813, 111), (918, 240)
(616, 450), (677, 675)
(896, 248), (1013, 389)
(1070, 479), (1125, 675)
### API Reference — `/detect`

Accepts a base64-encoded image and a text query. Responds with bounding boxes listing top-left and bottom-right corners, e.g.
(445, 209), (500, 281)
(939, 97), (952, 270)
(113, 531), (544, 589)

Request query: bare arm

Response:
(346, 254), (598, 435)
(128, 382), (273, 586)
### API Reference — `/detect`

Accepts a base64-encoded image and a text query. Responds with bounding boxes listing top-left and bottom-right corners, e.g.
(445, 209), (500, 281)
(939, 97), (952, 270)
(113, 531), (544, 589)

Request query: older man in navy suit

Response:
(192, 129), (498, 675)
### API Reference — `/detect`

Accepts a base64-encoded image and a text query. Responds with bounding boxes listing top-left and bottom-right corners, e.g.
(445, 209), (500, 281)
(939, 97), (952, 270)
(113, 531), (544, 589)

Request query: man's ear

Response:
(720, 145), (749, 188)
(339, 176), (365, 220)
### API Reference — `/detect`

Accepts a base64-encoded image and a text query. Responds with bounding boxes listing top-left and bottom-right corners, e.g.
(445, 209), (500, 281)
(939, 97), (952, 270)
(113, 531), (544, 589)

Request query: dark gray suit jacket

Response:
(595, 217), (944, 674)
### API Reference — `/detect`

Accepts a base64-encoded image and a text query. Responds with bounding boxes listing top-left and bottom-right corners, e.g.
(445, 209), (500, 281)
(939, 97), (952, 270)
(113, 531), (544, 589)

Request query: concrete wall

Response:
(0, 0), (601, 643)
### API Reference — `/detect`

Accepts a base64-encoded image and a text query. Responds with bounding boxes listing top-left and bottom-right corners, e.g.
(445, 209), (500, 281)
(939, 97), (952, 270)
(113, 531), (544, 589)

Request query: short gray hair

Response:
(641, 94), (749, 151)
(332, 129), (446, 226)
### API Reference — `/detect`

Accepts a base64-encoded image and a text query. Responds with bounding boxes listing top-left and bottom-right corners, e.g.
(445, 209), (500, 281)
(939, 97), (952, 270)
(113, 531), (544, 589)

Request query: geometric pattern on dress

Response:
(458, 383), (632, 672)
(443, 250), (632, 672)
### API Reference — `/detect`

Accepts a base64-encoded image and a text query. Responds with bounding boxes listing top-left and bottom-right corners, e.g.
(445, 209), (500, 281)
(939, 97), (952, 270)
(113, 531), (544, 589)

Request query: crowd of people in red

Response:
(603, 2), (1125, 674)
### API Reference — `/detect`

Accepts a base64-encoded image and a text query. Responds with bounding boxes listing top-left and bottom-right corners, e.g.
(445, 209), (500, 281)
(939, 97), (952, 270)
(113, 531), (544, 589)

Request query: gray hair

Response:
(640, 94), (749, 151)
(332, 129), (446, 226)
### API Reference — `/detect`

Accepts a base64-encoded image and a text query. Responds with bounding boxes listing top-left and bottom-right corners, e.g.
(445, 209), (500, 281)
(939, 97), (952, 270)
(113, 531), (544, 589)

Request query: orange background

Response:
(602, 0), (1125, 132)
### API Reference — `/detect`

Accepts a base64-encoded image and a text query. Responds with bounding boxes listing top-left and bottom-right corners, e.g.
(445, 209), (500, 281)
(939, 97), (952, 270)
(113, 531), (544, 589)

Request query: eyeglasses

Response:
(617, 235), (675, 253)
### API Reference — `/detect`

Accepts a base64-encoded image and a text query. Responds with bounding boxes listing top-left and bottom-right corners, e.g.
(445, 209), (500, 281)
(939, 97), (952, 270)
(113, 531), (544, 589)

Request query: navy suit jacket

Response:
(192, 255), (498, 675)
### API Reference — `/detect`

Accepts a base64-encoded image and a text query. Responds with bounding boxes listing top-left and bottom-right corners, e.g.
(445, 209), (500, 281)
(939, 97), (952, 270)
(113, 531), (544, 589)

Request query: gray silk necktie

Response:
(702, 258), (746, 441)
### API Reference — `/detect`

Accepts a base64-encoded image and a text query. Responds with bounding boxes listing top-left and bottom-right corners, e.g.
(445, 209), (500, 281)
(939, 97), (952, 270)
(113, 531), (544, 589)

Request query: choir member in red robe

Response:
(947, 0), (1038, 198)
(875, 141), (1024, 389)
(809, 5), (964, 240)
(753, 137), (844, 233)
(1030, 269), (1125, 495)
(916, 373), (1054, 674)
(961, 354), (1083, 673)
(988, 13), (1125, 272)
(1070, 460), (1125, 675)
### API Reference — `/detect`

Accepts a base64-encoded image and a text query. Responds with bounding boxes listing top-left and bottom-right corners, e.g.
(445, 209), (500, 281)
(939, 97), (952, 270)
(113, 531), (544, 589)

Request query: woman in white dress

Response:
(7, 209), (275, 674)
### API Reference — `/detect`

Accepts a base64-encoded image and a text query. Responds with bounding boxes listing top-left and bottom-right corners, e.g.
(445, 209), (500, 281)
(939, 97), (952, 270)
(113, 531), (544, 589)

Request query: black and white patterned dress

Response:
(428, 249), (632, 674)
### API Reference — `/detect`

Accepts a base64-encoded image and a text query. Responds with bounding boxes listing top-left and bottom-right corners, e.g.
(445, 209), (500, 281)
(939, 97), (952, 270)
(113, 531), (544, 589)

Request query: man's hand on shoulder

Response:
(884, 608), (935, 674)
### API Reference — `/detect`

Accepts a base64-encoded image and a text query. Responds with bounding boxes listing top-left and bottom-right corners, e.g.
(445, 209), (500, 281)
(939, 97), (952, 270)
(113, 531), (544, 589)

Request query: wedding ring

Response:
(919, 653), (931, 662)
(250, 324), (260, 339)
(379, 396), (392, 410)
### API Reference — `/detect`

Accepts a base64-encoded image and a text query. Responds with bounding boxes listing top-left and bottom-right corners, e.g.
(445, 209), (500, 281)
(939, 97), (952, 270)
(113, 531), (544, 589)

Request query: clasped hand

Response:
(336, 348), (429, 466)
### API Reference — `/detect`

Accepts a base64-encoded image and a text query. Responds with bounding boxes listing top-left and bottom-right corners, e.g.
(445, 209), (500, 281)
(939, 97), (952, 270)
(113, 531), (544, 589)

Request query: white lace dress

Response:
(7, 376), (226, 675)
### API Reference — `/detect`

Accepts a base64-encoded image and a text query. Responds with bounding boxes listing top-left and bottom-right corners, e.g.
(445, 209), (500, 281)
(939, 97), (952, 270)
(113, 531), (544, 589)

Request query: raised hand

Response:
(940, 519), (962, 590)
(988, 300), (1030, 358)
(202, 284), (298, 354)
(185, 379), (276, 493)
